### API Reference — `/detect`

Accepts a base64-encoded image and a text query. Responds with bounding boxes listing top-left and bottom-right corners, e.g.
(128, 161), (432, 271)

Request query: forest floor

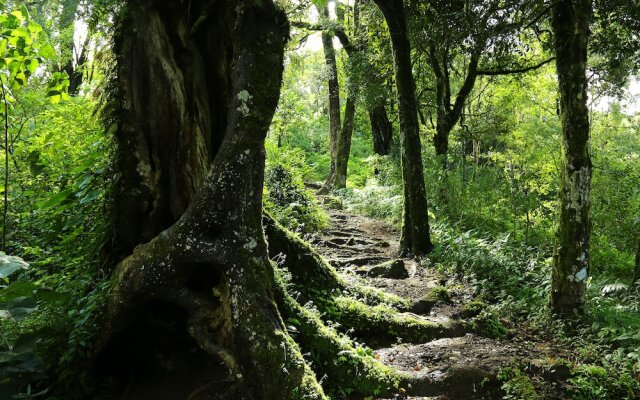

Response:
(307, 196), (571, 399)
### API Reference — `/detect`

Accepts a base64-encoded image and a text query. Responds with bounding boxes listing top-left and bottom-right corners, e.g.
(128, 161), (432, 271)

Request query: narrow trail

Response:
(308, 199), (566, 399)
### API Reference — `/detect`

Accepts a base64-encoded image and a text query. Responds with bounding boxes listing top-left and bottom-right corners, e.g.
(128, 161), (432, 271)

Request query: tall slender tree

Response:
(372, 0), (434, 255)
(550, 0), (593, 314)
(317, 2), (343, 193)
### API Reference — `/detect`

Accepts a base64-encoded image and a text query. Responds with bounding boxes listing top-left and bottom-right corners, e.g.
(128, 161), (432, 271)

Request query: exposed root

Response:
(326, 296), (468, 344)
(274, 272), (406, 398)
(265, 214), (409, 309)
(267, 217), (470, 344)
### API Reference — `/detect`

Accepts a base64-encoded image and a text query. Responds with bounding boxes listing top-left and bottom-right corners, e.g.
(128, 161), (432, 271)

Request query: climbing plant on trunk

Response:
(550, 0), (593, 315)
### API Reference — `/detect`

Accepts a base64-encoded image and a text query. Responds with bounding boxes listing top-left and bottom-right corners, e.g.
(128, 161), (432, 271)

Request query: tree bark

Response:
(333, 5), (393, 156)
(428, 44), (480, 168)
(370, 103), (393, 155)
(335, 91), (355, 188)
(97, 1), (327, 398)
(318, 3), (342, 194)
(372, 0), (433, 255)
(550, 0), (593, 315)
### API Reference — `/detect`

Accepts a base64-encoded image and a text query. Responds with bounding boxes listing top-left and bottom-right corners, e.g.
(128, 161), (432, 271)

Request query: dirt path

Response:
(308, 201), (567, 399)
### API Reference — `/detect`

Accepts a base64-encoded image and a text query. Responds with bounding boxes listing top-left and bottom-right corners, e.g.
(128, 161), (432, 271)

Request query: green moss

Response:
(274, 273), (404, 398)
(423, 286), (452, 304)
(321, 195), (344, 210)
(325, 295), (465, 343)
(471, 309), (508, 339)
(459, 300), (488, 318)
(498, 367), (542, 400)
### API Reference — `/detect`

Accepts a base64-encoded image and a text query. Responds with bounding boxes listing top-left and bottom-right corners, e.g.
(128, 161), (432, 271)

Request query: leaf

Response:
(27, 19), (42, 34)
(0, 281), (37, 302)
(80, 188), (103, 204)
(0, 253), (29, 279)
(38, 189), (72, 209)
(38, 43), (55, 59)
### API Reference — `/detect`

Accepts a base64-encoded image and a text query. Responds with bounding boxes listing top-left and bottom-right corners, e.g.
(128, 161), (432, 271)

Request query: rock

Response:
(410, 298), (436, 314)
(322, 196), (343, 210)
(367, 259), (409, 279)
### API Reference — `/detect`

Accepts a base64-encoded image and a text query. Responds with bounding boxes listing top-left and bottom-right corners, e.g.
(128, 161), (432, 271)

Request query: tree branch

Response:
(477, 57), (555, 76)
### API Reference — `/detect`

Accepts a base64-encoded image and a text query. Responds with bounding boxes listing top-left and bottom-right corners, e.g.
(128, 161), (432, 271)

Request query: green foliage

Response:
(470, 309), (508, 339)
(498, 366), (542, 400)
(265, 143), (327, 233)
(569, 363), (640, 400)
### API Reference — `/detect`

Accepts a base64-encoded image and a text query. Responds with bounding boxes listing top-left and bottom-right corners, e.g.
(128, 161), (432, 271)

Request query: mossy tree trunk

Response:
(98, 1), (327, 398)
(550, 0), (593, 315)
(372, 0), (434, 255)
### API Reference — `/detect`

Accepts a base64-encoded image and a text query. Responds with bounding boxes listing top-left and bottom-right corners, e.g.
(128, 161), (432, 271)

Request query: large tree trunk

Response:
(96, 1), (327, 398)
(318, 3), (342, 194)
(550, 0), (592, 315)
(372, 0), (433, 255)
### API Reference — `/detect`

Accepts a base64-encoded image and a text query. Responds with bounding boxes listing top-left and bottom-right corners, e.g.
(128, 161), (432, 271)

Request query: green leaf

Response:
(0, 281), (37, 302)
(0, 253), (29, 279)
(0, 296), (37, 322)
(27, 19), (42, 34)
(38, 189), (72, 209)
(38, 43), (55, 59)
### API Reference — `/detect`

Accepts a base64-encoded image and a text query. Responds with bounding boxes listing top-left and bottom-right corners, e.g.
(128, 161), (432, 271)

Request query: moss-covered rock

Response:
(367, 259), (409, 279)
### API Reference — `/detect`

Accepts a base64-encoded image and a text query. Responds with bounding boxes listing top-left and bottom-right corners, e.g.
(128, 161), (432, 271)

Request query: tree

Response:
(412, 0), (554, 168)
(292, 1), (394, 159)
(316, 2), (343, 193)
(550, 0), (592, 314)
(336, 0), (393, 156)
(97, 1), (326, 397)
(92, 0), (461, 397)
(372, 0), (434, 255)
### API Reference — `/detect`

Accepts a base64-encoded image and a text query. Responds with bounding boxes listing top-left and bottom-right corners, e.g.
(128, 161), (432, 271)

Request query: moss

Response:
(321, 195), (344, 210)
(423, 286), (452, 304)
(498, 366), (542, 400)
(459, 300), (488, 318)
(470, 309), (508, 339)
(324, 295), (466, 344)
(274, 273), (404, 398)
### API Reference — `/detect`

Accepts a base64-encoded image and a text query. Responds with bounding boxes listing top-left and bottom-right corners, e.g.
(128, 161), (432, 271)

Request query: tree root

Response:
(275, 274), (406, 398)
(265, 214), (410, 309)
(267, 217), (469, 344)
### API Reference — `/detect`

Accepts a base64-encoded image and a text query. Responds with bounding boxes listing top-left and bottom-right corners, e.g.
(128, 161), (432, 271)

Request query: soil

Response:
(309, 200), (570, 399)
